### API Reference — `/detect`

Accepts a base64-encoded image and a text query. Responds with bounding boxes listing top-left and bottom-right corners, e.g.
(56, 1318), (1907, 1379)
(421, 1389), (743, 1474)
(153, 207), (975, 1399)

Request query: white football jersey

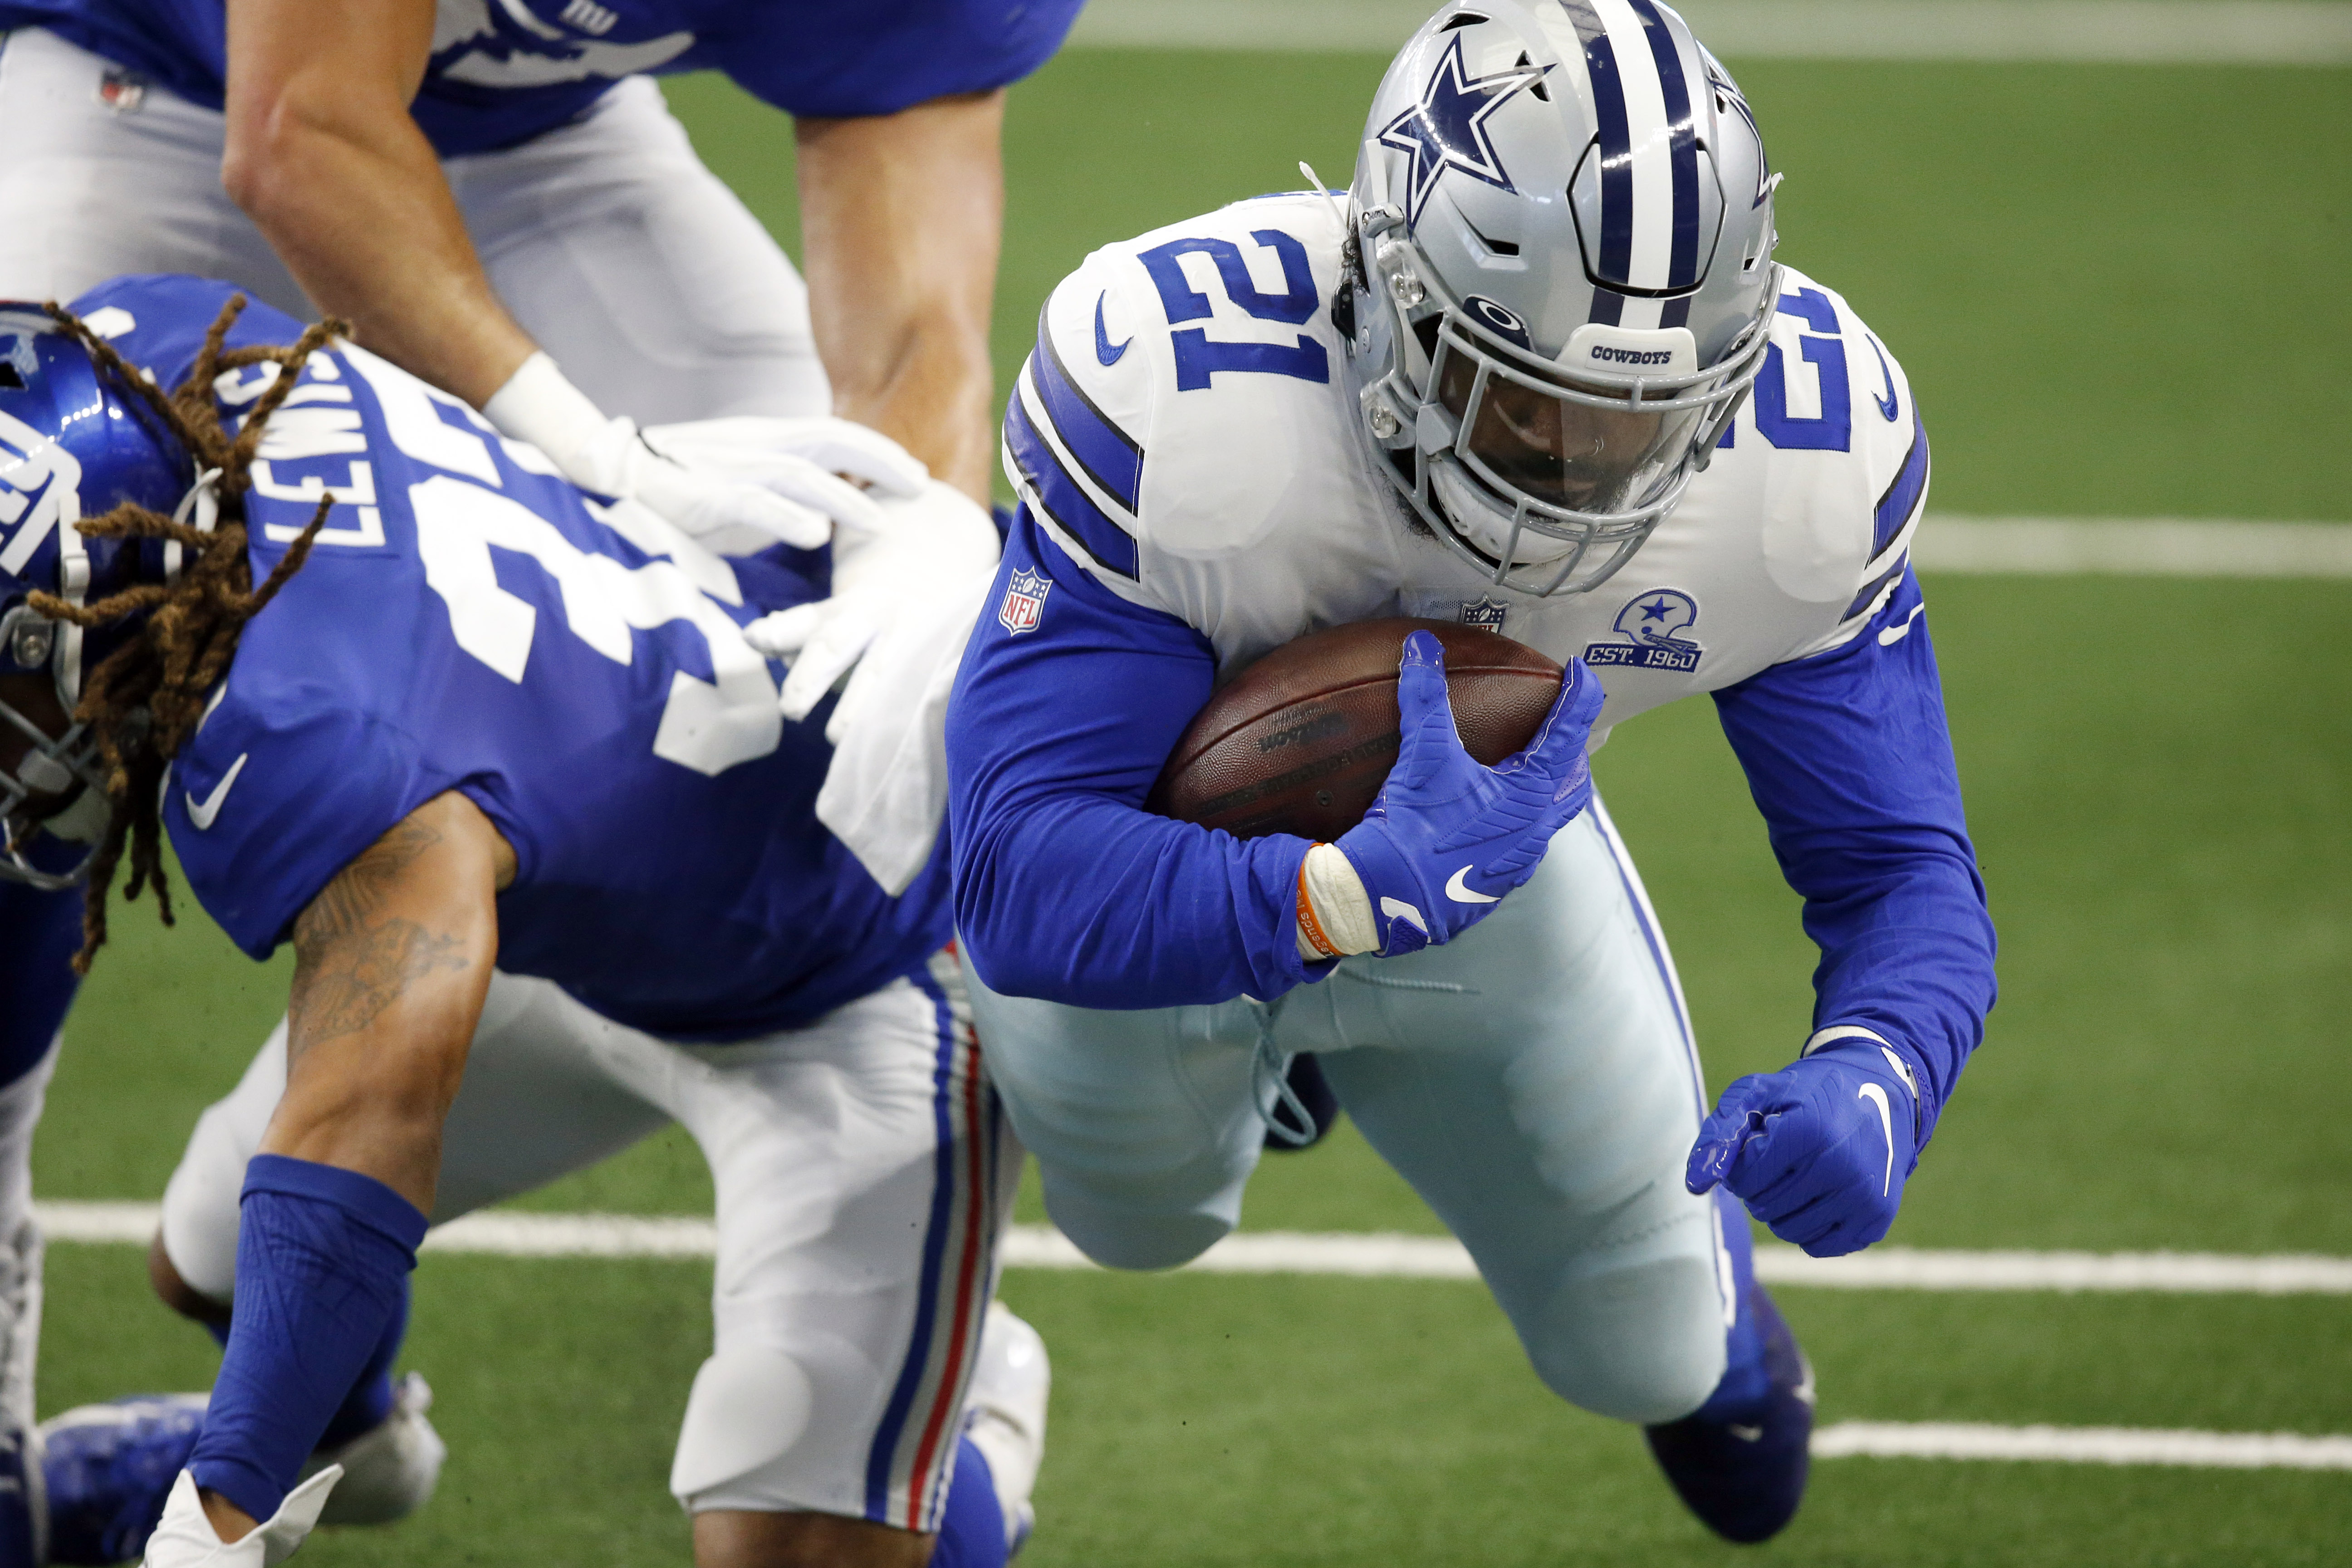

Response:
(1003, 192), (1929, 741)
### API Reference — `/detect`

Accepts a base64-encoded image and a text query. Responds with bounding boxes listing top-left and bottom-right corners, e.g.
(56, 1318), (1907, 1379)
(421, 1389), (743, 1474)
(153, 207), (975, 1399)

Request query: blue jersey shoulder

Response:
(2, 0), (1083, 154)
(74, 275), (947, 1039)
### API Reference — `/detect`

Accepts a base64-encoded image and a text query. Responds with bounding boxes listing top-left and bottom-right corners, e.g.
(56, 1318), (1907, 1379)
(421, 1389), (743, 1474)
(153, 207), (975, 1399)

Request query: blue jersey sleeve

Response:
(166, 701), (441, 961)
(947, 510), (1324, 1009)
(1711, 571), (1996, 1145)
(719, 0), (1085, 118)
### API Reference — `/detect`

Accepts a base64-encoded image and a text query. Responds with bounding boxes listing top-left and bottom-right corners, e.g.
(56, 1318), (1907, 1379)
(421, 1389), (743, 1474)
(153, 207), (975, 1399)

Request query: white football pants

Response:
(965, 799), (1733, 1425)
(0, 28), (828, 423)
(160, 960), (1018, 1530)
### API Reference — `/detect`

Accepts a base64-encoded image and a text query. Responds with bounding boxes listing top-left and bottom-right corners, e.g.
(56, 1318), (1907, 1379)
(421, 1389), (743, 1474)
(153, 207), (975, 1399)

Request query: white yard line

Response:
(1813, 1421), (2352, 1470)
(1065, 1), (2352, 64)
(1917, 516), (2352, 578)
(36, 1203), (2352, 1294)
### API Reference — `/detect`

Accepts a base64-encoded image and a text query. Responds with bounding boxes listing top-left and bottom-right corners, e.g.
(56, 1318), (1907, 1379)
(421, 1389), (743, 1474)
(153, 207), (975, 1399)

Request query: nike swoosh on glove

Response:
(1333, 630), (1604, 957)
(1686, 1041), (1925, 1257)
(742, 479), (1003, 727)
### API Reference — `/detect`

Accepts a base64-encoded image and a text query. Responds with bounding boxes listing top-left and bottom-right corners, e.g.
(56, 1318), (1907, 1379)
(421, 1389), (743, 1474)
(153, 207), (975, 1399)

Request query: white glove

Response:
(143, 1466), (341, 1568)
(482, 354), (926, 551)
(743, 479), (1000, 730)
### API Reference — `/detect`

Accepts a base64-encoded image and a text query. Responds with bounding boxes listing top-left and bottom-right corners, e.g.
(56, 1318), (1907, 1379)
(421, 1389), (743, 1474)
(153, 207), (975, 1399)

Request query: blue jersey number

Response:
(1137, 230), (1330, 391)
(1753, 287), (1851, 452)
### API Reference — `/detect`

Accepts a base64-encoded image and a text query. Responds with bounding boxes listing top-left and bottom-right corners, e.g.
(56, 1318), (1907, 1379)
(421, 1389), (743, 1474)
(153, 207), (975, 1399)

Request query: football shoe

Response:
(40, 1395), (205, 1564)
(1642, 1194), (1814, 1544)
(962, 1303), (1049, 1556)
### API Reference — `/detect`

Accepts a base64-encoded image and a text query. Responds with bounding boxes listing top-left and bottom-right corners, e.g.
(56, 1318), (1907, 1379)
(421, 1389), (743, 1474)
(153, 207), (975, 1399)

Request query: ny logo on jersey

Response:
(999, 569), (1051, 635)
(1585, 588), (1702, 673)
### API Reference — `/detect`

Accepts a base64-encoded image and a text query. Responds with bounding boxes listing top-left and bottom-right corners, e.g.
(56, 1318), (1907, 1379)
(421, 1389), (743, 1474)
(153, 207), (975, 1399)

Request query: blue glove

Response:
(1686, 1040), (1925, 1257)
(1335, 631), (1604, 957)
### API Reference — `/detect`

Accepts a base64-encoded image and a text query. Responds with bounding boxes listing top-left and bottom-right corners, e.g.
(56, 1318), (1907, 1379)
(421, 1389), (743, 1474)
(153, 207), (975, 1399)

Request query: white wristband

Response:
(1295, 842), (1379, 960)
(480, 351), (609, 473)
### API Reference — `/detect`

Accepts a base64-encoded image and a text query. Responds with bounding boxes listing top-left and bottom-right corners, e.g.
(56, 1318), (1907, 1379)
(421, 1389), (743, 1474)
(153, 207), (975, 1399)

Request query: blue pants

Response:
(964, 802), (1731, 1424)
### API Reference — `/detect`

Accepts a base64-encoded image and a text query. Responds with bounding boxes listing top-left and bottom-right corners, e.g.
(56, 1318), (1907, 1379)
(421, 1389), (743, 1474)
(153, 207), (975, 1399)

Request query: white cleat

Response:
(300, 1372), (446, 1526)
(962, 1302), (1049, 1556)
(141, 1465), (341, 1568)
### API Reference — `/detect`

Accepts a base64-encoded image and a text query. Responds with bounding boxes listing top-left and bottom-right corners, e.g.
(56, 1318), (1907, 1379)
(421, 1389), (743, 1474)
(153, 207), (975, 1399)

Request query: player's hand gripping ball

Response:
(1686, 1041), (1926, 1256)
(1335, 632), (1603, 954)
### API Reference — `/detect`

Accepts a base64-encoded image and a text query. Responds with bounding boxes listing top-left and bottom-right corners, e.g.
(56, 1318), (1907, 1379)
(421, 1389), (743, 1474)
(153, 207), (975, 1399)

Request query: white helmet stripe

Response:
(1587, 0), (1682, 292)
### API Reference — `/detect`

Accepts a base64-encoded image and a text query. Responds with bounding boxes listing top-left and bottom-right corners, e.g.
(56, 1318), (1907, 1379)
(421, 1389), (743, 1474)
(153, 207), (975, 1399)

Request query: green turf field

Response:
(30, 40), (2352, 1568)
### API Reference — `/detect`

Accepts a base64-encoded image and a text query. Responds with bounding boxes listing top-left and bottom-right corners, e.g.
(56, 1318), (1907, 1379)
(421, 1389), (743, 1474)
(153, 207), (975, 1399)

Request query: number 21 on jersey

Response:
(1138, 230), (1331, 390)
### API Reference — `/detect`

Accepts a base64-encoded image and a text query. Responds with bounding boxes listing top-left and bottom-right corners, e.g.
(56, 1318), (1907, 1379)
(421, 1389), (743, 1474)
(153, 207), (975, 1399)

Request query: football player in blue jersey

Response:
(0, 278), (1044, 1568)
(946, 0), (1995, 1547)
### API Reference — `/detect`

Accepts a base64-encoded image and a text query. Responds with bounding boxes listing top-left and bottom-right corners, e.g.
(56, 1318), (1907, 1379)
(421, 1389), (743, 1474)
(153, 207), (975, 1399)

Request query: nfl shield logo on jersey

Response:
(1585, 589), (1704, 673)
(1458, 597), (1508, 632)
(999, 568), (1051, 635)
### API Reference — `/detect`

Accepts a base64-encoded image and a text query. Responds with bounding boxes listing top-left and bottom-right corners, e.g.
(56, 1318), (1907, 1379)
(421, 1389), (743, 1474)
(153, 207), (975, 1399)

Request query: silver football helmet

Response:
(1341, 0), (1782, 595)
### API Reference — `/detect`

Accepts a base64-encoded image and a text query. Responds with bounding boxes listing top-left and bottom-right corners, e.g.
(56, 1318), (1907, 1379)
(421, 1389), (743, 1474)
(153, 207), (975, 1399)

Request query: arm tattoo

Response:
(288, 816), (476, 1048)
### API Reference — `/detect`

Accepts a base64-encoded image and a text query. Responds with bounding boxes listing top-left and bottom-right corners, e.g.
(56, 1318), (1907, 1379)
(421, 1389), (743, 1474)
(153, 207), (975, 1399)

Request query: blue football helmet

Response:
(0, 305), (192, 888)
(1342, 0), (1782, 595)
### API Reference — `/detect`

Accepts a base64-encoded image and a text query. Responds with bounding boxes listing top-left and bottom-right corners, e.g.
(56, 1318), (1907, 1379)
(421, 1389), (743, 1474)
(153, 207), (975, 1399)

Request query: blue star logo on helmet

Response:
(1377, 35), (1549, 230)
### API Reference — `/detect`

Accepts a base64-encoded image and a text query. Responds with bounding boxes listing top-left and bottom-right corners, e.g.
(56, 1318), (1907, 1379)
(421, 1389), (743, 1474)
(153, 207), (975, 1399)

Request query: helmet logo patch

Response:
(0, 408), (83, 578)
(1585, 588), (1702, 672)
(1460, 296), (1534, 352)
(1377, 35), (1549, 230)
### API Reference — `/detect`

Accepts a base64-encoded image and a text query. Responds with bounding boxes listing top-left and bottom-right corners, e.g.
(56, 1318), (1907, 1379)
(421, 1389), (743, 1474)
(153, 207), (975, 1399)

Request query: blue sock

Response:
(186, 1155), (426, 1522)
(199, 1301), (402, 1450)
(927, 1436), (1008, 1568)
(1688, 1186), (1770, 1423)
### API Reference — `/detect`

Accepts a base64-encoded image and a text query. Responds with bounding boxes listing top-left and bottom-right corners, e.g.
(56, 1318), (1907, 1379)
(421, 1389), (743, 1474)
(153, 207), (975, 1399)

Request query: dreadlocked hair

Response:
(24, 295), (347, 972)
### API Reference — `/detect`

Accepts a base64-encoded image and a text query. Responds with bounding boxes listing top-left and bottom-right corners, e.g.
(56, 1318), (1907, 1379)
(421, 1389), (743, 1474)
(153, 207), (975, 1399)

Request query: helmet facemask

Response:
(1351, 225), (1772, 596)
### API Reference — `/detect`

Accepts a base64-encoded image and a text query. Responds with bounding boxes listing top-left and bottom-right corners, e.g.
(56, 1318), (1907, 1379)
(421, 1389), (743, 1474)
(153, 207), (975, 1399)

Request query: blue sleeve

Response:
(719, 0), (1086, 118)
(167, 703), (438, 961)
(1710, 571), (1996, 1144)
(946, 511), (1324, 1008)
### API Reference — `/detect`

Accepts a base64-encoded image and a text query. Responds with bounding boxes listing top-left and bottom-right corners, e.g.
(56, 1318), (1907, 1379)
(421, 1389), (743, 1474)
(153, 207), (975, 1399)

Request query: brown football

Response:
(1147, 617), (1564, 842)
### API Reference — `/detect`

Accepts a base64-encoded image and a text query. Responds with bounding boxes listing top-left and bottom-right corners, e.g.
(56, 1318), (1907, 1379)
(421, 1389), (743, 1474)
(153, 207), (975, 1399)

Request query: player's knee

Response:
(155, 1101), (252, 1305)
(1043, 1180), (1234, 1271)
(1520, 1254), (1727, 1425)
(671, 1346), (818, 1512)
(146, 1229), (229, 1325)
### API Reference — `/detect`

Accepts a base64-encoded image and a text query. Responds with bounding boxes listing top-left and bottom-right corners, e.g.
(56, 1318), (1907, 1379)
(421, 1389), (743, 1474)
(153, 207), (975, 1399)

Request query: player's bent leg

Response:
(139, 974), (673, 1544)
(1295, 806), (1729, 1425)
(0, 29), (309, 312)
(656, 958), (1022, 1563)
(449, 77), (830, 426)
(961, 953), (1264, 1270)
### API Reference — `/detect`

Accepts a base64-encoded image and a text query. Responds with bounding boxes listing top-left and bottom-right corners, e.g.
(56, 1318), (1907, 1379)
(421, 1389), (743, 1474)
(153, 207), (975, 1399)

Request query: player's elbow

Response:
(220, 97), (317, 224)
(220, 77), (389, 226)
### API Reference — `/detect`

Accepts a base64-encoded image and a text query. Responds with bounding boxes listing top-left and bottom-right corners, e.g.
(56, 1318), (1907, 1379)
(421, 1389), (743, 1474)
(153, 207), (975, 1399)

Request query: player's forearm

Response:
(264, 794), (510, 1211)
(222, 0), (535, 407)
(1715, 583), (1996, 1139)
(797, 93), (1005, 503)
(954, 789), (1317, 1007)
(948, 521), (1319, 1004)
(222, 119), (534, 409)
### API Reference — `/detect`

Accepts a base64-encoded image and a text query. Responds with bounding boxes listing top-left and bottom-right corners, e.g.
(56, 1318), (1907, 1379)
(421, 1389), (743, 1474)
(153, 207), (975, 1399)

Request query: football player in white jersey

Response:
(945, 0), (1994, 1544)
